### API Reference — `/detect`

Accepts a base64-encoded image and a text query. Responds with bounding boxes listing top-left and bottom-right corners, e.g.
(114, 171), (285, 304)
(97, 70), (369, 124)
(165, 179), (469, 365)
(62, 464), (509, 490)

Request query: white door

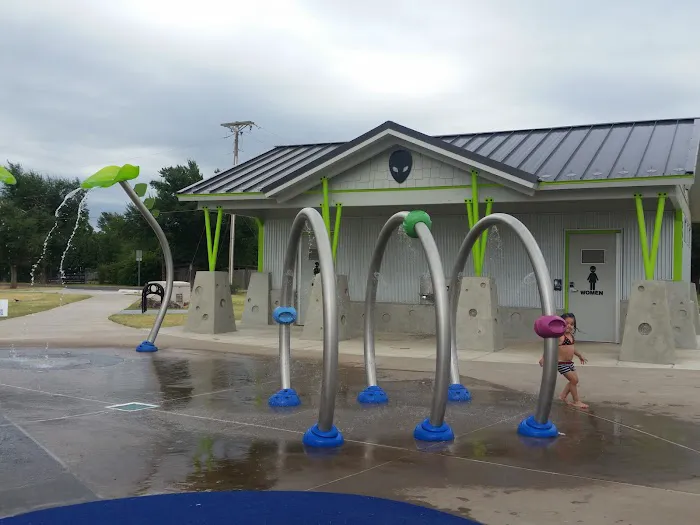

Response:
(567, 232), (620, 343)
(296, 232), (318, 325)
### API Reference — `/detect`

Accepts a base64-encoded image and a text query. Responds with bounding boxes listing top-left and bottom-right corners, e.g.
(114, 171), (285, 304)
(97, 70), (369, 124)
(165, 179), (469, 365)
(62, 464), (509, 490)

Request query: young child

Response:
(539, 313), (588, 409)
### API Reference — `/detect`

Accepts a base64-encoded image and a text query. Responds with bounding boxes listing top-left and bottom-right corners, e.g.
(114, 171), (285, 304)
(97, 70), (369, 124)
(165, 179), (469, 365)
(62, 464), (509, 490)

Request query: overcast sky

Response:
(2, 0), (699, 219)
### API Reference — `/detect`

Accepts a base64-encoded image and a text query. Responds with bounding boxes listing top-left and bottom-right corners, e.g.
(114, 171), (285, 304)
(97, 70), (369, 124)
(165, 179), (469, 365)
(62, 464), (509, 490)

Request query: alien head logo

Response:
(388, 149), (412, 184)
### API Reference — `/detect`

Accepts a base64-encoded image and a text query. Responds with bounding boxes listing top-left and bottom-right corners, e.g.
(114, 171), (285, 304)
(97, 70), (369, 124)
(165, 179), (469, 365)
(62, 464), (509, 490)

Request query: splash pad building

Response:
(178, 118), (700, 356)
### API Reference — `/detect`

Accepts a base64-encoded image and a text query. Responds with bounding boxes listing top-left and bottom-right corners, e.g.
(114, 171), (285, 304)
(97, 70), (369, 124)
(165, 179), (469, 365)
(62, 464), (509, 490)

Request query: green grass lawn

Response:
(0, 290), (91, 320)
(109, 291), (246, 329)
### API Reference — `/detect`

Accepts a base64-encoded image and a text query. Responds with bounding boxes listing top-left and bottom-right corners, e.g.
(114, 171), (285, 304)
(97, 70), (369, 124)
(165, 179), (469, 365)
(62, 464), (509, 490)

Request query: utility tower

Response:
(221, 121), (255, 166)
(220, 120), (256, 286)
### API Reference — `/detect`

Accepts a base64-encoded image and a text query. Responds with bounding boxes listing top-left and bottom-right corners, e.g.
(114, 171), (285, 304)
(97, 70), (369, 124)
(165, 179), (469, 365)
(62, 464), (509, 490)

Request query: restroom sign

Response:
(580, 265), (603, 295)
(0, 299), (8, 317)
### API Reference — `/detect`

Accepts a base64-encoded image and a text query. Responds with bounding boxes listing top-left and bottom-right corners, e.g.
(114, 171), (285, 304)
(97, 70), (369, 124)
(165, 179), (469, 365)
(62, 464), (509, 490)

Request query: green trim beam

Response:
(178, 174), (693, 199)
(203, 207), (224, 272)
(674, 209), (683, 281)
(634, 193), (667, 280)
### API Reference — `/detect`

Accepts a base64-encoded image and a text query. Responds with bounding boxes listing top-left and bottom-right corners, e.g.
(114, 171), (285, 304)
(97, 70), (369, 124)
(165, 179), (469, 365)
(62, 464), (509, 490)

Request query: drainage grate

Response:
(107, 402), (159, 412)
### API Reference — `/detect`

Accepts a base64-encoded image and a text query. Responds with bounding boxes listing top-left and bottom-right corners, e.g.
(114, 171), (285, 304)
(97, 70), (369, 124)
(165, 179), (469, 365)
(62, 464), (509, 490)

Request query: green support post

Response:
(332, 203), (343, 260)
(203, 207), (224, 272)
(465, 173), (495, 276)
(471, 170), (479, 231)
(212, 207), (223, 269)
(478, 198), (494, 272)
(650, 193), (667, 275)
(203, 207), (213, 270)
(465, 199), (481, 275)
(674, 209), (683, 281)
(255, 218), (265, 273)
(321, 177), (331, 235)
(634, 193), (667, 280)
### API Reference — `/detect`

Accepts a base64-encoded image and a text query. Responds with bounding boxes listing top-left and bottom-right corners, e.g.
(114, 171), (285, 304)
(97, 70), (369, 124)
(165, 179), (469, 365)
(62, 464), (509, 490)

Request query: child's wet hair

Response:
(561, 312), (578, 332)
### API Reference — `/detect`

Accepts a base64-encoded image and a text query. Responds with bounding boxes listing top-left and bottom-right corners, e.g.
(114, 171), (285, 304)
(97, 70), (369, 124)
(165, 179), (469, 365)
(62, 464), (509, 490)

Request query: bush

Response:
(98, 251), (162, 286)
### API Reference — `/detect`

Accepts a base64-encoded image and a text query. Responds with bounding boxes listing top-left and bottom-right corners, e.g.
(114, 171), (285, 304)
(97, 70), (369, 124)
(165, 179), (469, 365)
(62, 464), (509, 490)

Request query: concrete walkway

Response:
(0, 289), (137, 343)
(160, 324), (700, 371)
(3, 288), (700, 373)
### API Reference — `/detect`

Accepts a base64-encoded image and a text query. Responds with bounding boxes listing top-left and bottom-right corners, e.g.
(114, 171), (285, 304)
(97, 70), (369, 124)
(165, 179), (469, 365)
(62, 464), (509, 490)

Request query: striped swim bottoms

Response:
(557, 361), (576, 375)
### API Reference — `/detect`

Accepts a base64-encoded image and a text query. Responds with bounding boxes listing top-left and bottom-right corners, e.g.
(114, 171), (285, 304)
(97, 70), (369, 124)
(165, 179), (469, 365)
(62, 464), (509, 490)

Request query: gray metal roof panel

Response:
(179, 118), (699, 195)
(565, 126), (610, 180)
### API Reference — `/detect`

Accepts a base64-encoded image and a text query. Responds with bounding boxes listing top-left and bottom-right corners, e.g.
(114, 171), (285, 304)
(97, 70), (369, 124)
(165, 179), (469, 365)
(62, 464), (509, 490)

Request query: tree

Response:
(0, 163), (88, 287)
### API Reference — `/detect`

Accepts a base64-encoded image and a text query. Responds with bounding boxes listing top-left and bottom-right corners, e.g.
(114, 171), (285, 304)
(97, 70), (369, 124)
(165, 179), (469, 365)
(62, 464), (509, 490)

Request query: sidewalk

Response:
(160, 323), (700, 371)
(0, 290), (137, 343)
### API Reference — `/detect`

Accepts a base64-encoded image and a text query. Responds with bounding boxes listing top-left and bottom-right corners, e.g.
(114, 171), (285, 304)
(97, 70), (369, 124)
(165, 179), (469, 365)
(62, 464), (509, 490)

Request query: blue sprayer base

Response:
(303, 424), (344, 448)
(136, 341), (158, 353)
(413, 418), (454, 442)
(268, 388), (301, 408)
(447, 383), (471, 402)
(517, 415), (558, 438)
(357, 385), (388, 404)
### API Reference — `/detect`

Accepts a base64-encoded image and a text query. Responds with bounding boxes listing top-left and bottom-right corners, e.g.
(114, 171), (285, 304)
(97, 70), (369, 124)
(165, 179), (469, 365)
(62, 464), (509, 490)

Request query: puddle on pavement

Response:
(0, 349), (123, 370)
(1, 347), (699, 506)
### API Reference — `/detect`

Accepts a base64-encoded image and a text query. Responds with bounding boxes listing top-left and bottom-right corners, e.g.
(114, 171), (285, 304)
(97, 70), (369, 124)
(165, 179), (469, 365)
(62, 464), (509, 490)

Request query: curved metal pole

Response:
(448, 213), (557, 424)
(279, 207), (339, 432)
(363, 211), (409, 386)
(120, 181), (173, 345)
(415, 222), (452, 427)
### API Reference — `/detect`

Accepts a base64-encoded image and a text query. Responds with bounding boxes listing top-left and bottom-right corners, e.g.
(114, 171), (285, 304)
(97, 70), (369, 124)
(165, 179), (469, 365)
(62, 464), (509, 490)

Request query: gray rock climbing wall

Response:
(300, 274), (354, 341)
(455, 276), (504, 352)
(689, 283), (700, 336)
(664, 281), (698, 349)
(184, 271), (236, 334)
(620, 280), (675, 364)
(242, 272), (271, 326)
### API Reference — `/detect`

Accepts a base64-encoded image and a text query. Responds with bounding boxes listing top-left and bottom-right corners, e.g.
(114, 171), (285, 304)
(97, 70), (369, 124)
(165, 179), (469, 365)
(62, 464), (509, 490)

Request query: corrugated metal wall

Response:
(263, 218), (294, 289)
(264, 211), (676, 308)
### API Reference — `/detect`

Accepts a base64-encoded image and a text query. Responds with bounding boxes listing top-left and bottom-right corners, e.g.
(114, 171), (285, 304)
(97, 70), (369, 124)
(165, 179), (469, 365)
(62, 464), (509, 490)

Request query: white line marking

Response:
(0, 383), (110, 405)
(0, 410), (108, 428)
(106, 402), (159, 410)
(305, 460), (397, 492)
(4, 414), (70, 470)
(154, 409), (305, 435)
(570, 407), (700, 455)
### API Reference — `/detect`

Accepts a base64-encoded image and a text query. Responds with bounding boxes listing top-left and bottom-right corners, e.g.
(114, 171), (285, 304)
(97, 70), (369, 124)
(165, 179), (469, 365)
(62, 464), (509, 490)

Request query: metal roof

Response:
(180, 118), (700, 195)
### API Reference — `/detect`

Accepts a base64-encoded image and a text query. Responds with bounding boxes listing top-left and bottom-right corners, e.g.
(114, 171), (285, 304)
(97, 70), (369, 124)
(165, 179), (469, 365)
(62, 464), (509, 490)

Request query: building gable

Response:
(326, 149), (491, 191)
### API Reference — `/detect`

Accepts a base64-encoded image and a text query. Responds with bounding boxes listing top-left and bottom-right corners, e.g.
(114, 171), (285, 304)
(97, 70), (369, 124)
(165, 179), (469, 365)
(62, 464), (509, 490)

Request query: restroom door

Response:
(567, 232), (620, 343)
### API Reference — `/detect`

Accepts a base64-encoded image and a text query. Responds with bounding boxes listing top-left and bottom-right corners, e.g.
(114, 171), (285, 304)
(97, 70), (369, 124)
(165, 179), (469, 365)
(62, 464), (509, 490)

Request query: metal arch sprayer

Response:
(359, 210), (456, 443)
(269, 207), (344, 449)
(448, 213), (566, 438)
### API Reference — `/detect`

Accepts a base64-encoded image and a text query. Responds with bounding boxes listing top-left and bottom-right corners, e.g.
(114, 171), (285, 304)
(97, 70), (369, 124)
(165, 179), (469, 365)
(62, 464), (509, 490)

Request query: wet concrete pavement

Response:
(1, 346), (699, 524)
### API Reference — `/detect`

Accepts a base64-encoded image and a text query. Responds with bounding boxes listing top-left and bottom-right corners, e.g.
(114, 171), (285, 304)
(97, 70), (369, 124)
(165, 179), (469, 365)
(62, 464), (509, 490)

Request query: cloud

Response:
(2, 0), (699, 222)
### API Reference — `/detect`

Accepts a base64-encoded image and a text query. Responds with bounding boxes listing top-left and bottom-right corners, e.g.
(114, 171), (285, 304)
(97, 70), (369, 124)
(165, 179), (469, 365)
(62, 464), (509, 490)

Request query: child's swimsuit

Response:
(557, 336), (576, 375)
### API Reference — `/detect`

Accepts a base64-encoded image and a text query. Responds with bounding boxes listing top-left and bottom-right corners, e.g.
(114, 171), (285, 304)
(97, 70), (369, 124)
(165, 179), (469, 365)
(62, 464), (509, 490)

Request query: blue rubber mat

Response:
(2, 491), (481, 524)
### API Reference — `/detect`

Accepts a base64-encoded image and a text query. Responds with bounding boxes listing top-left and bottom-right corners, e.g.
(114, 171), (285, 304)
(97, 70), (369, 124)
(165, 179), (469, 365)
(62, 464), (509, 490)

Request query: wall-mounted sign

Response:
(389, 149), (413, 184)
